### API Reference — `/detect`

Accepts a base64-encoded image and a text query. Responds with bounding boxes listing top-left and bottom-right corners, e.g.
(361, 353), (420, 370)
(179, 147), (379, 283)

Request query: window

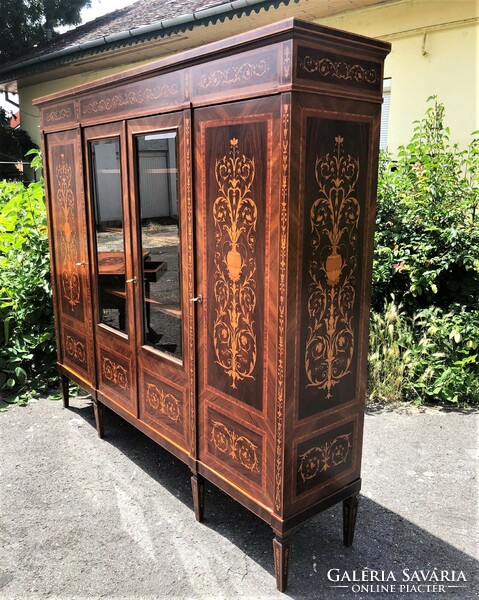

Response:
(380, 78), (391, 150)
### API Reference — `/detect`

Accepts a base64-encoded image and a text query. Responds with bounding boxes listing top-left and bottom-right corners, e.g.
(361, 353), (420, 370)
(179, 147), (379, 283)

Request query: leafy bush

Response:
(370, 98), (479, 405)
(0, 150), (57, 405)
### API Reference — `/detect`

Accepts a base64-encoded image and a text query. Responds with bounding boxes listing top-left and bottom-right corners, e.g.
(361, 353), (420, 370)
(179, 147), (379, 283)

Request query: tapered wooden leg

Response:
(93, 400), (105, 439)
(273, 535), (291, 592)
(60, 374), (69, 409)
(190, 473), (205, 522)
(343, 494), (359, 547)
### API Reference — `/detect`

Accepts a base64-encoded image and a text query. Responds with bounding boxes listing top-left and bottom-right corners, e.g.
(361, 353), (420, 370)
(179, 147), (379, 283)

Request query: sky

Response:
(1, 0), (138, 112)
(73, 0), (138, 27)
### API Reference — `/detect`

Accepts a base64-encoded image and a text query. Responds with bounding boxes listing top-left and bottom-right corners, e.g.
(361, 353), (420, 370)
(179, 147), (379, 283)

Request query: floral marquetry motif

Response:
(56, 153), (81, 310)
(305, 136), (360, 398)
(46, 107), (72, 122)
(298, 434), (352, 483)
(299, 56), (378, 84)
(81, 84), (178, 115)
(210, 420), (259, 473)
(199, 61), (269, 89)
(212, 137), (258, 389)
(65, 335), (86, 365)
(102, 357), (129, 390)
(145, 383), (181, 424)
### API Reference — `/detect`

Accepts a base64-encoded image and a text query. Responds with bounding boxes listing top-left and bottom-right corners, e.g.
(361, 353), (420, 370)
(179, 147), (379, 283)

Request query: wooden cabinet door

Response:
(44, 129), (95, 389)
(194, 97), (282, 507)
(126, 111), (195, 457)
(83, 123), (137, 416)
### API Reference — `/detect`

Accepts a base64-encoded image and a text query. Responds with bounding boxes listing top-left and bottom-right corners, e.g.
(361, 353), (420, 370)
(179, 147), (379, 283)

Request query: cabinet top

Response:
(35, 18), (390, 130)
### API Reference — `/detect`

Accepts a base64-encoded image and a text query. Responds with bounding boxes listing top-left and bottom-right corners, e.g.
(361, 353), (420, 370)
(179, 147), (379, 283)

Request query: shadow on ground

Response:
(69, 399), (478, 600)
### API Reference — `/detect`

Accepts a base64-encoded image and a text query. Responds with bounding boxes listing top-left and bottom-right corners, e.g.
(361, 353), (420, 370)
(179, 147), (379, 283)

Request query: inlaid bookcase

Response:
(35, 19), (390, 591)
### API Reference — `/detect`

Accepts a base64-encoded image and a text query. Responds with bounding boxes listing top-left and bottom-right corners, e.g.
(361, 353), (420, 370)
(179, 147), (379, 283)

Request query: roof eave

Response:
(0, 0), (294, 85)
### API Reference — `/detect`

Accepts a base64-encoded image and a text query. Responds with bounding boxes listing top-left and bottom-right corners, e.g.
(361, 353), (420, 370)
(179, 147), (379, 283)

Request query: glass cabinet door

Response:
(84, 122), (137, 416)
(90, 137), (129, 335)
(127, 112), (194, 454)
(133, 131), (182, 359)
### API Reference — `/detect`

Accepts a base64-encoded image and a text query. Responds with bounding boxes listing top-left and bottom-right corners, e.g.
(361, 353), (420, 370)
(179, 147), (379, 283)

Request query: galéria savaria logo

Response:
(326, 569), (468, 594)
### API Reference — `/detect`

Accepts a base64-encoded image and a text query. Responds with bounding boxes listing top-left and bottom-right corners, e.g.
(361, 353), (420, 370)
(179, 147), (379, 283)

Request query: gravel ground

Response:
(0, 398), (477, 600)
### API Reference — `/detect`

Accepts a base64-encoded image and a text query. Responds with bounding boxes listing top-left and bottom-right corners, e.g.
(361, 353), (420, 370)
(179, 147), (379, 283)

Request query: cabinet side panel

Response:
(284, 94), (382, 518)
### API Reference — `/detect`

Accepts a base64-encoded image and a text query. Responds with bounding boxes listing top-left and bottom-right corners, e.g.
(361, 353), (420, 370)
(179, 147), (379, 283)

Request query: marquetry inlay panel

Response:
(41, 101), (76, 130)
(305, 135), (360, 397)
(274, 99), (290, 513)
(141, 372), (184, 435)
(100, 350), (129, 392)
(297, 46), (381, 93)
(299, 118), (369, 419)
(48, 143), (86, 324)
(207, 408), (263, 486)
(80, 72), (182, 122)
(204, 119), (268, 410)
(192, 46), (278, 99)
(295, 420), (355, 496)
(212, 137), (258, 390)
(62, 326), (87, 372)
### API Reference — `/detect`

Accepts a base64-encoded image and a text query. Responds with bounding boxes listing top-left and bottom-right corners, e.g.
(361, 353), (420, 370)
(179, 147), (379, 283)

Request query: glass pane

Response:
(135, 132), (182, 359)
(90, 138), (128, 334)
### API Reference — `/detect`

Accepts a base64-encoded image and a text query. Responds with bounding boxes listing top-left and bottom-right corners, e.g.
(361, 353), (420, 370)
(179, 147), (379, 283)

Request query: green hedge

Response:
(369, 98), (479, 405)
(0, 150), (56, 405)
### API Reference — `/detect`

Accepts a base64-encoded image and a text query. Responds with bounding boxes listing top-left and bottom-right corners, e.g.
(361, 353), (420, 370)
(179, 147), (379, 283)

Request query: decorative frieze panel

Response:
(41, 101), (76, 130)
(192, 46), (278, 99)
(297, 46), (381, 93)
(79, 72), (182, 122)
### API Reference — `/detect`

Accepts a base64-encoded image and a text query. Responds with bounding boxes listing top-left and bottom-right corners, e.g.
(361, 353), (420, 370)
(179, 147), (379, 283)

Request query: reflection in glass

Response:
(135, 131), (182, 359)
(90, 138), (128, 334)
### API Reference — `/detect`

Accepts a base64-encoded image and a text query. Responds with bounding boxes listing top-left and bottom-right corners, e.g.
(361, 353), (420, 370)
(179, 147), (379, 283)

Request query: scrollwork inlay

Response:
(65, 335), (86, 364)
(305, 136), (360, 397)
(298, 434), (352, 482)
(199, 60), (269, 89)
(81, 83), (178, 115)
(213, 137), (257, 389)
(46, 107), (72, 122)
(56, 153), (80, 309)
(210, 420), (259, 473)
(300, 56), (378, 84)
(146, 383), (181, 424)
(102, 357), (129, 390)
(275, 101), (290, 512)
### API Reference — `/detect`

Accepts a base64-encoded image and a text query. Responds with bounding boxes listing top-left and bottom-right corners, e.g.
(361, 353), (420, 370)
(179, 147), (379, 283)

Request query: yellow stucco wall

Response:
(20, 0), (478, 152)
(320, 0), (478, 151)
(20, 63), (140, 147)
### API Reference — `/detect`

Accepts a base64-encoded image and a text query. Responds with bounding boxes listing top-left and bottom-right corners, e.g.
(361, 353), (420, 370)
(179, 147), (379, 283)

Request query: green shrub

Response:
(370, 98), (479, 406)
(0, 150), (57, 405)
(368, 299), (414, 405)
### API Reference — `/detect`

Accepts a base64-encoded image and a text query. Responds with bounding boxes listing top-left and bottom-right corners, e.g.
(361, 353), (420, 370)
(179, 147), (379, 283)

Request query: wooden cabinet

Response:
(36, 19), (390, 591)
